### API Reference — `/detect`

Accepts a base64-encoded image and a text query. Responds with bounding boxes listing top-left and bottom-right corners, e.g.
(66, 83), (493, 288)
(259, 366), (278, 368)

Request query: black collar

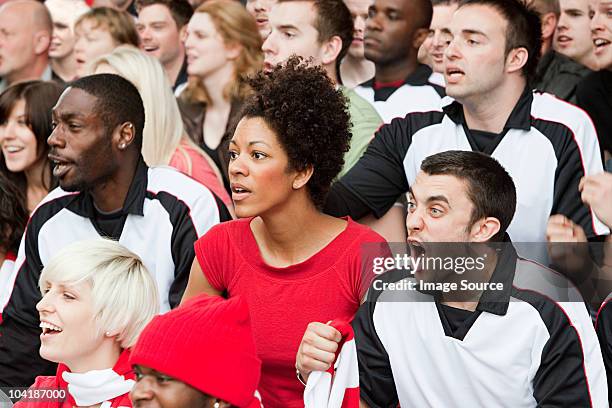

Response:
(361, 63), (434, 89)
(173, 58), (189, 91)
(443, 87), (533, 131)
(66, 156), (149, 219)
(474, 235), (518, 316)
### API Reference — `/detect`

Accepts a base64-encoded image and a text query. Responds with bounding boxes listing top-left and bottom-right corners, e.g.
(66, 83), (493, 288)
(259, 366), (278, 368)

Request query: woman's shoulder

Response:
(199, 218), (253, 243)
(344, 218), (387, 244)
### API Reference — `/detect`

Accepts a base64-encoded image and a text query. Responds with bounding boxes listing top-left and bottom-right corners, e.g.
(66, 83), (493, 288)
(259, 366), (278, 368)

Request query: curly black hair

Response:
(0, 172), (28, 254)
(240, 57), (352, 208)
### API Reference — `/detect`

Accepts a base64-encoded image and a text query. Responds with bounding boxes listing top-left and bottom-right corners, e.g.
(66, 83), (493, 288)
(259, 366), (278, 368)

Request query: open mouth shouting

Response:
(445, 66), (465, 84)
(49, 154), (74, 178)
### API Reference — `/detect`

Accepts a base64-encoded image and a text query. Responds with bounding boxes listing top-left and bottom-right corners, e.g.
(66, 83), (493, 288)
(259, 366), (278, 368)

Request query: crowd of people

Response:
(0, 0), (610, 406)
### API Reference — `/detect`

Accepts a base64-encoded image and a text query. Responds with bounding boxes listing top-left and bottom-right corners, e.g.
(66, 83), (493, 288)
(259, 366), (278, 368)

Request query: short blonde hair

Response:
(75, 7), (140, 48)
(39, 238), (159, 348)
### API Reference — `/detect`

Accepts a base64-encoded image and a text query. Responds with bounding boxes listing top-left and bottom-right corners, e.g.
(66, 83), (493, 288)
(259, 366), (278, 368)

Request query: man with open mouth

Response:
(531, 0), (592, 103)
(135, 0), (193, 94)
(352, 151), (606, 407)
(0, 73), (232, 388)
(325, 0), (608, 243)
(574, 0), (612, 163)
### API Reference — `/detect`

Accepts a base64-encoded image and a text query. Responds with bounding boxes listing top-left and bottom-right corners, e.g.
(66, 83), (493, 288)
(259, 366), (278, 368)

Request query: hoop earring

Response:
(213, 402), (220, 408)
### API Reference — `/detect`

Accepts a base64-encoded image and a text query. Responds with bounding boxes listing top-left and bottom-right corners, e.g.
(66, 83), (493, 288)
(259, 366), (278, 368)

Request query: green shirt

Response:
(339, 86), (383, 179)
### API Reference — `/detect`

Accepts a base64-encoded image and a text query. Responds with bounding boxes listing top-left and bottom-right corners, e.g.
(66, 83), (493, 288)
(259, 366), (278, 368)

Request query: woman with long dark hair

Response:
(0, 81), (63, 212)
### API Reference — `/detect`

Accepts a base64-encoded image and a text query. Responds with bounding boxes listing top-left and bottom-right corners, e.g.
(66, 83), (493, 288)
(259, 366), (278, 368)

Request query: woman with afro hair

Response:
(182, 57), (387, 408)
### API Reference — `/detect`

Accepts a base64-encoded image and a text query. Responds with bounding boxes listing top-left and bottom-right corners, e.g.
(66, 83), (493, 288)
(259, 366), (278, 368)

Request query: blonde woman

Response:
(73, 7), (140, 78)
(91, 46), (232, 207)
(14, 238), (159, 408)
(180, 0), (263, 192)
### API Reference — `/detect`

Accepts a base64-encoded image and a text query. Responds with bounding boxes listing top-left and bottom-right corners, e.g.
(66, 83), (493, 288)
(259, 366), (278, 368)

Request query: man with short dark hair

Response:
(418, 0), (460, 86)
(301, 150), (608, 407)
(263, 0), (382, 179)
(531, 0), (592, 102)
(325, 0), (608, 242)
(136, 0), (193, 93)
(0, 73), (231, 387)
(351, 151), (607, 406)
(354, 0), (445, 123)
(0, 0), (54, 92)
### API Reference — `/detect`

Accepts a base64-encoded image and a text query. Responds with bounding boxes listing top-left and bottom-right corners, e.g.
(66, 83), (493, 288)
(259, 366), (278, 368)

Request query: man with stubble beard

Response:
(0, 74), (231, 387)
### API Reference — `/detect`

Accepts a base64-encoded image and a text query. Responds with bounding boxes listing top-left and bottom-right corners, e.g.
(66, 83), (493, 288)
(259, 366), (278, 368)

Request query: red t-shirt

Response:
(194, 217), (387, 408)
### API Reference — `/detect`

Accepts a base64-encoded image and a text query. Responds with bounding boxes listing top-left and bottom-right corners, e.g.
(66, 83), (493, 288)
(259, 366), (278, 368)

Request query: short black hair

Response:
(279, 0), (354, 68)
(0, 172), (28, 253)
(240, 57), (352, 209)
(136, 0), (194, 28)
(458, 0), (542, 85)
(420, 150), (516, 241)
(69, 74), (145, 149)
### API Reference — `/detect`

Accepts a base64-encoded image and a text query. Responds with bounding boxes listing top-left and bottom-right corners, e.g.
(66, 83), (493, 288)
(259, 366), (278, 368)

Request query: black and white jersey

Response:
(353, 243), (608, 407)
(326, 89), (608, 241)
(0, 158), (232, 386)
(354, 64), (445, 124)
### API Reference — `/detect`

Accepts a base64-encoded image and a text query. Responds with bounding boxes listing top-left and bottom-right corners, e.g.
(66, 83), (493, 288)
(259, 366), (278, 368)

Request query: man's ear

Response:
(470, 217), (501, 242)
(115, 122), (136, 151)
(321, 35), (343, 66)
(292, 165), (314, 190)
(412, 27), (430, 50)
(505, 47), (529, 75)
(33, 30), (52, 55)
(179, 24), (188, 43)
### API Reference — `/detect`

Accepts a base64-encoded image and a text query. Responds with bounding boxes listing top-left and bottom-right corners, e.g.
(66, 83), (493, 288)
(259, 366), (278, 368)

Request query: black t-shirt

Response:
(465, 127), (507, 155)
(438, 303), (475, 337)
(92, 205), (127, 240)
(576, 70), (612, 155)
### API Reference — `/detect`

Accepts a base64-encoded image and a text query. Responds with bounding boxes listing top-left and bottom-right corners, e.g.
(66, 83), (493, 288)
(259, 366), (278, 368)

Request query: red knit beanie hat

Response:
(130, 294), (262, 407)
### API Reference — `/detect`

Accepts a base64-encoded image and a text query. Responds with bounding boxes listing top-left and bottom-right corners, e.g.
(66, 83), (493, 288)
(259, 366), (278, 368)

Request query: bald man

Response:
(0, 0), (54, 92)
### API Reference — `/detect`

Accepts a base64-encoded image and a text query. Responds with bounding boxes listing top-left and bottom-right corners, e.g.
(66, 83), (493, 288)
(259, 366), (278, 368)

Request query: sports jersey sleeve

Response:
(548, 114), (608, 237)
(0, 209), (57, 386)
(533, 301), (608, 407)
(352, 289), (399, 408)
(167, 192), (231, 309)
(596, 299), (612, 406)
(325, 119), (412, 219)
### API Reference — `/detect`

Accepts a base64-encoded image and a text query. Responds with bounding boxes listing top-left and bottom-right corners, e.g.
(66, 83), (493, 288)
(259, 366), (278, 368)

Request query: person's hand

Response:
(546, 214), (589, 276)
(296, 321), (342, 383)
(580, 173), (612, 228)
(546, 214), (588, 243)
